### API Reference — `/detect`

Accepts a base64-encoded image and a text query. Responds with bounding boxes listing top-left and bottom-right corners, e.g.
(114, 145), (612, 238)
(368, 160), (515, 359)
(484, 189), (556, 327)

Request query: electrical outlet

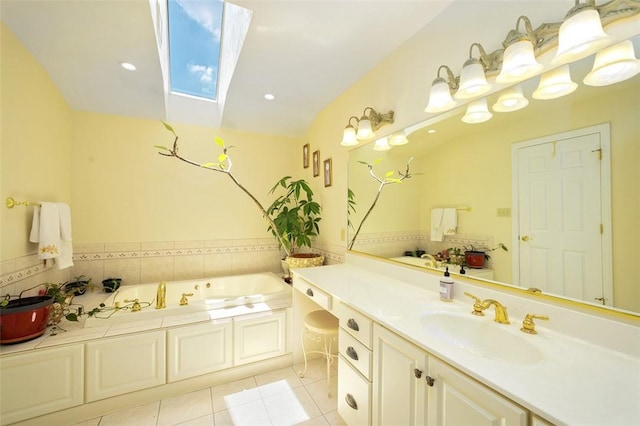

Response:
(497, 208), (511, 217)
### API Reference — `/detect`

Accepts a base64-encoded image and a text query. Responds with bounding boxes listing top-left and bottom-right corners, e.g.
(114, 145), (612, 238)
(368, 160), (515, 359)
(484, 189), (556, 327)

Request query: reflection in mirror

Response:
(348, 36), (639, 315)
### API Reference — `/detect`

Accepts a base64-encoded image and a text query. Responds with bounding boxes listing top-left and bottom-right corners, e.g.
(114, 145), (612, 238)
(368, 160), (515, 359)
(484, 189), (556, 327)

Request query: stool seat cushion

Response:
(304, 310), (338, 334)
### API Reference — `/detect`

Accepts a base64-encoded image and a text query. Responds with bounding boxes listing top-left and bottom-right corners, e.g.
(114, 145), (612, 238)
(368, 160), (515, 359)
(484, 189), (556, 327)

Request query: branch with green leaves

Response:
(154, 122), (293, 257)
(348, 157), (416, 250)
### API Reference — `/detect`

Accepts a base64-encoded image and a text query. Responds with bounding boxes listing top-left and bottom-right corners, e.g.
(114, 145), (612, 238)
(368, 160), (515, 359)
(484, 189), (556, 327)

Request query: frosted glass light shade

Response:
(492, 85), (529, 112)
(497, 40), (544, 83)
(389, 132), (409, 146)
(356, 117), (374, 140)
(462, 98), (492, 124)
(425, 78), (457, 113)
(373, 137), (391, 151)
(340, 125), (358, 146)
(552, 9), (610, 65)
(532, 65), (578, 100)
(583, 40), (640, 86)
(455, 59), (491, 100)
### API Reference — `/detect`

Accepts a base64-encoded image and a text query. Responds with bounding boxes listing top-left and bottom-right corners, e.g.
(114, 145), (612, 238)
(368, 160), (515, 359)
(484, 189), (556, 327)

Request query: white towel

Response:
(430, 208), (444, 241)
(29, 202), (74, 269)
(442, 208), (458, 236)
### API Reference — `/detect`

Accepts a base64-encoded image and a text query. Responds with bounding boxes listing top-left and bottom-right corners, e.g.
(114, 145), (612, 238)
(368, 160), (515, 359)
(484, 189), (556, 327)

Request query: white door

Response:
(513, 124), (612, 305)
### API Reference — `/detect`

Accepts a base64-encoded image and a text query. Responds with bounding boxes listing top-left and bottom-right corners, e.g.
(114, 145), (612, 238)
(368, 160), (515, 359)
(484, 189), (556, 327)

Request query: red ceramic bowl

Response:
(0, 296), (53, 344)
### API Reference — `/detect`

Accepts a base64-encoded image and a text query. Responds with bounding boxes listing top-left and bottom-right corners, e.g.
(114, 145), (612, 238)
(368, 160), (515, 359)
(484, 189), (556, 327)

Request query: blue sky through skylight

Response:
(168, 0), (223, 101)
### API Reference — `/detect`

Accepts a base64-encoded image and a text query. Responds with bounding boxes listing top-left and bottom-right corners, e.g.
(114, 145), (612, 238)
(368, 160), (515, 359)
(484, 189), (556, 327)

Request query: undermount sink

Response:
(420, 312), (544, 365)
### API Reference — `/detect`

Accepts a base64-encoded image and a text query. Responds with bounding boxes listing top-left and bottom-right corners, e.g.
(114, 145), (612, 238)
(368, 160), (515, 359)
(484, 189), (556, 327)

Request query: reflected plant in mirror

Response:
(348, 157), (416, 250)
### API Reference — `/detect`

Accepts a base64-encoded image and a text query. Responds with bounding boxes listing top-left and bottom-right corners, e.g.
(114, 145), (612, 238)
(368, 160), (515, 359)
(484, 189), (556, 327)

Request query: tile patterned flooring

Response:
(71, 358), (345, 426)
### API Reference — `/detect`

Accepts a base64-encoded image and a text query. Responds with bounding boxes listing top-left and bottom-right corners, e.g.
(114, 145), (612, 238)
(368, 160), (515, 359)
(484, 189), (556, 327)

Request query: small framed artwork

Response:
(303, 144), (310, 168)
(323, 158), (333, 187)
(312, 150), (320, 177)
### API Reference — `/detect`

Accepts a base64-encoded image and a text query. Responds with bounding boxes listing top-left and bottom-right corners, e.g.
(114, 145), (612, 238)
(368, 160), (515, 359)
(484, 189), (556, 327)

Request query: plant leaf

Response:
(214, 136), (225, 147)
(154, 145), (170, 151)
(218, 154), (227, 163)
(162, 121), (176, 135)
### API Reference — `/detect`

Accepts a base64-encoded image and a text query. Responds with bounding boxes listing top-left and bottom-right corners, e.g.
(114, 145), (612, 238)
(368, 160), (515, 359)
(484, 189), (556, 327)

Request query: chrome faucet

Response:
(420, 253), (437, 268)
(156, 281), (166, 309)
(464, 292), (510, 324)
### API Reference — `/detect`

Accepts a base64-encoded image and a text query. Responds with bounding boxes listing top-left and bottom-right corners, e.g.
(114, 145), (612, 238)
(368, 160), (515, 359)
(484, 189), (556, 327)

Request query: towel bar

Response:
(5, 197), (42, 209)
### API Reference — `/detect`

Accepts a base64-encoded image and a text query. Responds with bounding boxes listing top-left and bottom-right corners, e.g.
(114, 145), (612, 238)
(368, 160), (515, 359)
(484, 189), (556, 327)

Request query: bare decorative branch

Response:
(348, 158), (415, 250)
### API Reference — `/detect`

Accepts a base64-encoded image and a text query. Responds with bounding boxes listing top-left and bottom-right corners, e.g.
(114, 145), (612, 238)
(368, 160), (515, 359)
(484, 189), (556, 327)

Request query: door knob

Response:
(521, 235), (530, 242)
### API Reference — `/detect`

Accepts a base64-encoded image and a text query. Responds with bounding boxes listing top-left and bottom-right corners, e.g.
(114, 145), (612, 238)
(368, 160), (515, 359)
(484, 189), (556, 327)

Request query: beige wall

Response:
(1, 22), (72, 261)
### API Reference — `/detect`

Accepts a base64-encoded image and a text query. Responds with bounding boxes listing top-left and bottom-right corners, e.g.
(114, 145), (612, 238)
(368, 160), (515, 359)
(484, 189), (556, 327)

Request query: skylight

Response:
(167, 0), (223, 101)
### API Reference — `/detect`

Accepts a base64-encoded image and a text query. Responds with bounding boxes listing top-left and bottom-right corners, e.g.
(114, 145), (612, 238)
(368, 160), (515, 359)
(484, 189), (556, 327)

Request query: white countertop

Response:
(294, 259), (640, 426)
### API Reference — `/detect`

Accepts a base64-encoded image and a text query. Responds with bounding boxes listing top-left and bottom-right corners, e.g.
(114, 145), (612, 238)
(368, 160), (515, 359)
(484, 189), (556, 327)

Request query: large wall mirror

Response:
(348, 35), (639, 316)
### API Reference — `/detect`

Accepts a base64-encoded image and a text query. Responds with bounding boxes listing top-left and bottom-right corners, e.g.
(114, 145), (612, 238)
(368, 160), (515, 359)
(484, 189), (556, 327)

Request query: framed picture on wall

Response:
(324, 158), (332, 187)
(312, 150), (320, 177)
(303, 143), (310, 168)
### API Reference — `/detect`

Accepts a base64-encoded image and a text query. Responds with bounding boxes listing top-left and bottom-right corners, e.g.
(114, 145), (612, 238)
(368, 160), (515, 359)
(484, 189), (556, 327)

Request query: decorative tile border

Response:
(0, 261), (52, 290)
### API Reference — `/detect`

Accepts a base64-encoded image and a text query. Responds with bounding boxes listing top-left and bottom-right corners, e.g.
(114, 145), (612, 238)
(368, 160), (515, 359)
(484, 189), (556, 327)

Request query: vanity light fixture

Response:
(532, 65), (578, 100)
(461, 98), (493, 124)
(455, 43), (492, 100)
(373, 137), (392, 151)
(389, 131), (409, 146)
(425, 65), (459, 113)
(492, 85), (529, 112)
(552, 0), (611, 65)
(340, 116), (359, 146)
(497, 16), (544, 84)
(340, 107), (395, 147)
(583, 39), (640, 86)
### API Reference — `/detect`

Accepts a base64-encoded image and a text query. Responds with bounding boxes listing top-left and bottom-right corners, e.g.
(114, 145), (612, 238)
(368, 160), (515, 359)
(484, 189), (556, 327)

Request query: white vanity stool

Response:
(298, 309), (339, 395)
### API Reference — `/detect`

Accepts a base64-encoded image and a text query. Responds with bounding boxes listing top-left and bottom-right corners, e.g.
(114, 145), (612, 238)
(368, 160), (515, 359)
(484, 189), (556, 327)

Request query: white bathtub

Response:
(84, 272), (291, 327)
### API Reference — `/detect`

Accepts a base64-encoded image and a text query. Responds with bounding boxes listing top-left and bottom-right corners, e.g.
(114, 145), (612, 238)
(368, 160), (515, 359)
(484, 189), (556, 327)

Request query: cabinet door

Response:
(0, 345), (83, 424)
(373, 324), (429, 426)
(167, 319), (232, 382)
(86, 330), (166, 402)
(234, 310), (286, 365)
(427, 357), (528, 426)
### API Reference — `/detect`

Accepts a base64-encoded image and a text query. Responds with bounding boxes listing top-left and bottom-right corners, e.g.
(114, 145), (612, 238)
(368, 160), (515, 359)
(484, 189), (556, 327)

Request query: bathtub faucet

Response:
(156, 281), (166, 309)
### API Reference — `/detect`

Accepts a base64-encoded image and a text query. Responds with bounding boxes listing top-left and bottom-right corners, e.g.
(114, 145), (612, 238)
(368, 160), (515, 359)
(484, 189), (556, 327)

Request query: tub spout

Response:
(156, 281), (166, 309)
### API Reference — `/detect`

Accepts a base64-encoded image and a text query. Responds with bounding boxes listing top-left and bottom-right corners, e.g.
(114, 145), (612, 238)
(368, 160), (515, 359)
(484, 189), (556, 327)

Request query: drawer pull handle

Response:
(414, 368), (422, 378)
(306, 288), (314, 297)
(346, 346), (359, 361)
(345, 393), (358, 410)
(347, 318), (359, 332)
(425, 375), (435, 387)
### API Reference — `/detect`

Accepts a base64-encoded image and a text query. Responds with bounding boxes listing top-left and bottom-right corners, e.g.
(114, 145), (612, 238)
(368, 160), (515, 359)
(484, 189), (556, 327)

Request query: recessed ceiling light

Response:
(427, 129), (436, 134)
(264, 93), (275, 100)
(120, 62), (137, 71)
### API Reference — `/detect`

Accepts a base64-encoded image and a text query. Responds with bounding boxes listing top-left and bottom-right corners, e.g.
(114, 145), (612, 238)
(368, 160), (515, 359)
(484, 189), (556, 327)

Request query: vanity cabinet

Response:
(373, 324), (528, 426)
(85, 330), (166, 402)
(336, 301), (373, 425)
(167, 319), (233, 382)
(233, 309), (287, 365)
(373, 324), (429, 425)
(0, 344), (84, 425)
(427, 356), (527, 425)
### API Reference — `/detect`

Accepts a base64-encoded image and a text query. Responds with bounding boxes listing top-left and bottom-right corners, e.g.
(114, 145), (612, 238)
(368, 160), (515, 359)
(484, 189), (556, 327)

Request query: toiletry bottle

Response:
(440, 267), (454, 302)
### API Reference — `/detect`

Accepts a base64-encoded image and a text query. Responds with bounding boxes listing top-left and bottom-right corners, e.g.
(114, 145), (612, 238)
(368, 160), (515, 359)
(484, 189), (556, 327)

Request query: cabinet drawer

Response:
(339, 328), (372, 380)
(294, 277), (332, 310)
(338, 355), (371, 426)
(335, 301), (372, 349)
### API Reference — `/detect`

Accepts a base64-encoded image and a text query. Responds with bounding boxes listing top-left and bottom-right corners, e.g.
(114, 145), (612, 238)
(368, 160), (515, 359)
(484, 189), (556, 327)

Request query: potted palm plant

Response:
(266, 176), (322, 269)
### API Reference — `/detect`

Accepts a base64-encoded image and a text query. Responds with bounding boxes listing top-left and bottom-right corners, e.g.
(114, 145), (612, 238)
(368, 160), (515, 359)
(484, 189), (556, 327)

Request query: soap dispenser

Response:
(440, 267), (454, 302)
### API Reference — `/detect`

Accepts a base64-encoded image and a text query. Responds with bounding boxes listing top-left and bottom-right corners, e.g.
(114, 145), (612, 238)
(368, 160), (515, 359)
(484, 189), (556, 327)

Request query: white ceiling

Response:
(1, 0), (455, 138)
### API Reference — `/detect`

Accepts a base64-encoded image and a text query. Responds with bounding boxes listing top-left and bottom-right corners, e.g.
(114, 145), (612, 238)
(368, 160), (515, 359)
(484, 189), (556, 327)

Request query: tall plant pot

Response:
(285, 253), (324, 270)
